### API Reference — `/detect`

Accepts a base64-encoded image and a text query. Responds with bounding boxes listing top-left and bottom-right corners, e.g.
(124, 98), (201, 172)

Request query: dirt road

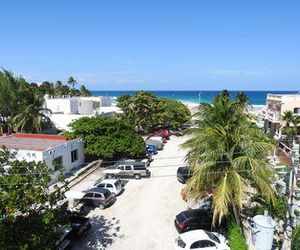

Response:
(74, 135), (188, 250)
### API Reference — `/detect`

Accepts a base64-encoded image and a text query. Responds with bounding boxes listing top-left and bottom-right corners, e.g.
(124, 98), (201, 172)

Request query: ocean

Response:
(91, 90), (299, 105)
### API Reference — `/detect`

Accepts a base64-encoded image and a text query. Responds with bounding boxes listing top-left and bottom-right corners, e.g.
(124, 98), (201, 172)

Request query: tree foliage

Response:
(116, 91), (191, 132)
(67, 116), (146, 160)
(0, 147), (66, 249)
(0, 69), (92, 133)
(183, 90), (275, 225)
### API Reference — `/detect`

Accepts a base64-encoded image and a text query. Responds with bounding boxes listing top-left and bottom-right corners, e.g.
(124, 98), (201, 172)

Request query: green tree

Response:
(292, 226), (300, 250)
(67, 76), (76, 89)
(282, 111), (296, 141)
(11, 86), (51, 133)
(183, 90), (275, 226)
(0, 147), (66, 249)
(67, 116), (146, 159)
(117, 91), (191, 132)
(80, 85), (91, 96)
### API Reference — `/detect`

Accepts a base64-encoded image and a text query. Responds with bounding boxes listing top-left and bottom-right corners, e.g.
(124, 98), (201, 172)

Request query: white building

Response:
(44, 95), (122, 130)
(0, 133), (84, 181)
(264, 94), (300, 137)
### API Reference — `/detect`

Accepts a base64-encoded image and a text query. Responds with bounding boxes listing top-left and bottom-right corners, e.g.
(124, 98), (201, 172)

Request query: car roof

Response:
(88, 187), (111, 193)
(179, 229), (210, 243)
(100, 179), (119, 184)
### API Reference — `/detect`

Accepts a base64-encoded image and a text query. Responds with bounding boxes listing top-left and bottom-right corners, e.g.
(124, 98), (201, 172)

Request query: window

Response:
(107, 184), (113, 188)
(134, 165), (146, 170)
(118, 165), (125, 170)
(79, 102), (82, 107)
(53, 156), (63, 171)
(191, 240), (216, 249)
(97, 184), (105, 188)
(84, 193), (93, 198)
(71, 149), (78, 163)
(94, 193), (103, 199)
(125, 165), (132, 171)
(205, 231), (220, 243)
(294, 108), (300, 114)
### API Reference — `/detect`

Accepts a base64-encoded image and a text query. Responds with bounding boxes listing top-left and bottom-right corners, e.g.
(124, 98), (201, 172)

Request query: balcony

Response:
(264, 111), (281, 123)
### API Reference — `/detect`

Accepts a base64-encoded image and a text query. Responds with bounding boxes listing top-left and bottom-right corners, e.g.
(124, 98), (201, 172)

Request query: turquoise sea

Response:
(91, 91), (299, 105)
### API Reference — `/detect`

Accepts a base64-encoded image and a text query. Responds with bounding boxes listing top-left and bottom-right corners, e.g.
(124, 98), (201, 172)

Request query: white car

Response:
(93, 179), (123, 196)
(149, 136), (164, 143)
(174, 230), (230, 250)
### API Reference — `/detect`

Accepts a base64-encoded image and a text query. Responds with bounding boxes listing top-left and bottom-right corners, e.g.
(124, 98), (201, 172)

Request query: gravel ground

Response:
(73, 135), (189, 250)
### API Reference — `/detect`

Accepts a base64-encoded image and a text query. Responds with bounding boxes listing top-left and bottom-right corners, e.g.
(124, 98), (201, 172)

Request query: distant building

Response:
(264, 94), (300, 137)
(44, 95), (121, 130)
(0, 133), (84, 181)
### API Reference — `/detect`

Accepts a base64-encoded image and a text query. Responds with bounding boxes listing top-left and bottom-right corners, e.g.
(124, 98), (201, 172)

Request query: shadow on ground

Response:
(74, 215), (123, 250)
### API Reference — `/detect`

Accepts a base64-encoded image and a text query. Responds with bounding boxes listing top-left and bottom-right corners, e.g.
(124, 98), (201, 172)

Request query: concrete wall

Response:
(12, 138), (84, 181)
(77, 99), (94, 114)
(47, 113), (94, 131)
(45, 98), (72, 114)
(42, 138), (84, 174)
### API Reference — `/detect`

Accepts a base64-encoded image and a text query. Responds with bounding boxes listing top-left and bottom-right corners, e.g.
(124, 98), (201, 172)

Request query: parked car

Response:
(145, 139), (164, 150)
(68, 215), (91, 238)
(93, 179), (123, 196)
(125, 157), (152, 167)
(103, 161), (151, 179)
(55, 226), (73, 250)
(80, 187), (116, 209)
(174, 230), (229, 250)
(177, 165), (193, 184)
(169, 129), (183, 136)
(174, 209), (226, 233)
(153, 130), (170, 140)
(149, 135), (167, 143)
(146, 144), (158, 154)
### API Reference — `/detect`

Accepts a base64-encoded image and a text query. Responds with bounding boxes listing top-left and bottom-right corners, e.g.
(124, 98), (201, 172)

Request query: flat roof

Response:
(0, 134), (67, 151)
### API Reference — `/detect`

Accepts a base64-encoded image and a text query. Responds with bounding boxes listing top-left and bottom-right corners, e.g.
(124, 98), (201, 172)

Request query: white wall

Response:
(45, 98), (72, 114)
(77, 99), (94, 114)
(14, 139), (85, 181)
(42, 138), (84, 173)
(47, 113), (94, 131)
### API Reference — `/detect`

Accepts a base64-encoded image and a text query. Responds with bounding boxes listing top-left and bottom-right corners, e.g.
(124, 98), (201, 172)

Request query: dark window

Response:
(118, 165), (125, 170)
(84, 193), (93, 198)
(134, 165), (146, 170)
(205, 231), (220, 243)
(294, 108), (300, 114)
(97, 184), (105, 188)
(53, 156), (63, 171)
(191, 240), (216, 249)
(71, 149), (78, 163)
(125, 165), (132, 171)
(94, 193), (102, 198)
(107, 184), (113, 188)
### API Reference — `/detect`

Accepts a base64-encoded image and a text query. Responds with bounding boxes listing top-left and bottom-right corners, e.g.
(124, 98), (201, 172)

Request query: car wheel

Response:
(107, 174), (113, 179)
(134, 174), (141, 180)
(99, 204), (105, 210)
(112, 193), (116, 197)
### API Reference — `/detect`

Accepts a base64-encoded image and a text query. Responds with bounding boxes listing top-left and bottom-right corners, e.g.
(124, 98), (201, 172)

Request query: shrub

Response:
(228, 223), (248, 250)
(292, 226), (300, 250)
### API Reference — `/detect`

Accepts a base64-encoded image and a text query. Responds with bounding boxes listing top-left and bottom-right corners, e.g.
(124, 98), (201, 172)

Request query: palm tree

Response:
(11, 88), (51, 133)
(67, 76), (76, 89)
(183, 91), (275, 226)
(282, 111), (296, 141)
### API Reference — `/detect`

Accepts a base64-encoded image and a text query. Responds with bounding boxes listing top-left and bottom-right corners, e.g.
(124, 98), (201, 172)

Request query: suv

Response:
(80, 187), (116, 209)
(93, 179), (123, 196)
(103, 161), (151, 179)
(174, 209), (226, 233)
(177, 165), (193, 184)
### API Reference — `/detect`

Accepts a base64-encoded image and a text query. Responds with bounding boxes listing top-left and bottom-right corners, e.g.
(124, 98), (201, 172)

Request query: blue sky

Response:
(1, 0), (300, 90)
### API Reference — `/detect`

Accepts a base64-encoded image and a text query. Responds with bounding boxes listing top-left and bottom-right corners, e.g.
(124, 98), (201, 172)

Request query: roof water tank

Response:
(252, 211), (276, 250)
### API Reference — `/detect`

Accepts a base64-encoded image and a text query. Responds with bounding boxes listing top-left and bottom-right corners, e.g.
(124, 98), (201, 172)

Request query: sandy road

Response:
(73, 135), (188, 250)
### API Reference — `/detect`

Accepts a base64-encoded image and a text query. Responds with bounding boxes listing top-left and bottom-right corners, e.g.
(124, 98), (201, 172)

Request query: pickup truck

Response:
(103, 161), (151, 179)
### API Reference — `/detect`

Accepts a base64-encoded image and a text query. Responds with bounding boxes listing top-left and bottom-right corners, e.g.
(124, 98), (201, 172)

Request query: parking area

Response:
(73, 135), (188, 250)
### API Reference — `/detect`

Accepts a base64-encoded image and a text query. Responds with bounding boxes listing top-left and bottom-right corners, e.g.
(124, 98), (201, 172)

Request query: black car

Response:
(174, 209), (226, 233)
(177, 165), (192, 184)
(80, 187), (116, 209)
(68, 215), (91, 237)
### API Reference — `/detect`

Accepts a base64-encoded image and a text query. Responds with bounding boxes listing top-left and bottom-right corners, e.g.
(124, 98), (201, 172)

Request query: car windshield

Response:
(205, 231), (220, 243)
(115, 179), (122, 187)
